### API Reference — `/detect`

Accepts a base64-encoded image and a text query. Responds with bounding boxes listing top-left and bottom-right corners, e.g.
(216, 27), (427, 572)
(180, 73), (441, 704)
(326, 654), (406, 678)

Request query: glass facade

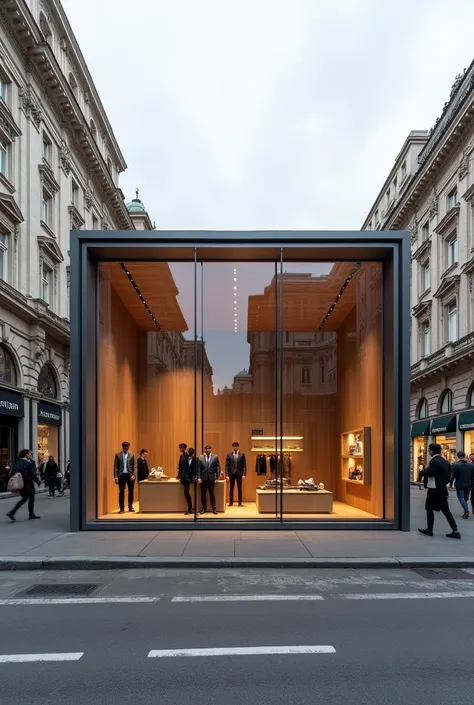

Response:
(95, 252), (389, 524)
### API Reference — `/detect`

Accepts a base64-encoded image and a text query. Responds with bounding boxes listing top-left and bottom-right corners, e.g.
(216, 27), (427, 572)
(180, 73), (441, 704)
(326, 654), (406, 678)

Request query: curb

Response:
(1, 555), (474, 571)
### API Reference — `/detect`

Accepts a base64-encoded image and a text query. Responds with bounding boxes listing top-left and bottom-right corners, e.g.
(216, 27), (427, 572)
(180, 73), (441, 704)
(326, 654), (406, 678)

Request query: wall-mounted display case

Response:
(341, 427), (371, 485)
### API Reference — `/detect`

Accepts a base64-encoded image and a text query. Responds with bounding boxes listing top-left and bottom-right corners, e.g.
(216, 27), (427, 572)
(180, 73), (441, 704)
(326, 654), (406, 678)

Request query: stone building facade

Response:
(0, 0), (132, 486)
(362, 61), (474, 478)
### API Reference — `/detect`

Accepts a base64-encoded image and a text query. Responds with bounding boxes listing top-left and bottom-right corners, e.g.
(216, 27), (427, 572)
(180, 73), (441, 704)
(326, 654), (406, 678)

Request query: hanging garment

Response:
(255, 455), (267, 476)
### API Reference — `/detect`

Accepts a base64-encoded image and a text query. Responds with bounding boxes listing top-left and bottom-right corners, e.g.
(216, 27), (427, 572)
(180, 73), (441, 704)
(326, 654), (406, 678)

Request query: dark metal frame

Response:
(70, 230), (411, 532)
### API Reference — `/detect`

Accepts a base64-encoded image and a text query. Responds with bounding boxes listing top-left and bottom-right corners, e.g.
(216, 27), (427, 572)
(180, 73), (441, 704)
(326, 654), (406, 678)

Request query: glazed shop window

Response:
(0, 345), (16, 385)
(417, 397), (428, 420)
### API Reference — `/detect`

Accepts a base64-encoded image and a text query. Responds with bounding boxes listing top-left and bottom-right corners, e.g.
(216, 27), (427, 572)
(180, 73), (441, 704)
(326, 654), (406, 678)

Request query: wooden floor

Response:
(99, 501), (379, 521)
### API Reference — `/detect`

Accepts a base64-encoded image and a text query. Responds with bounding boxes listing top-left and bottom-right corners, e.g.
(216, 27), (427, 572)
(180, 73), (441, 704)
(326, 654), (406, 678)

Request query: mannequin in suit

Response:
(113, 441), (135, 514)
(225, 441), (246, 506)
(177, 443), (195, 515)
(197, 445), (221, 514)
(137, 449), (149, 482)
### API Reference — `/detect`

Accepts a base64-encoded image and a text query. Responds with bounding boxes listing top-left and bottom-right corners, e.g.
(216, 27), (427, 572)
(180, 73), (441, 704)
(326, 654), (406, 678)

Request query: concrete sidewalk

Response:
(2, 488), (474, 570)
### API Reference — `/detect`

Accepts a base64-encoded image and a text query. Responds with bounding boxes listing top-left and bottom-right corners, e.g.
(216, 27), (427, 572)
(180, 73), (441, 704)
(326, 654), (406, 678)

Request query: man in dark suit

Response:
(197, 445), (221, 515)
(419, 443), (460, 538)
(113, 441), (136, 514)
(177, 444), (196, 515)
(451, 451), (474, 519)
(137, 449), (149, 483)
(225, 441), (246, 507)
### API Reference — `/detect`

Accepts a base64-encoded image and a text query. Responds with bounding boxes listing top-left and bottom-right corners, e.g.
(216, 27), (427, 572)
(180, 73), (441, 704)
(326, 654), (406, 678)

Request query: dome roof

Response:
(235, 369), (250, 378)
(126, 198), (146, 213)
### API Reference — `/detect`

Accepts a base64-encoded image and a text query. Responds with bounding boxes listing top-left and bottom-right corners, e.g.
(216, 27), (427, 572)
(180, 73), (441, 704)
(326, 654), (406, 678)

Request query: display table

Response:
(256, 489), (333, 514)
(138, 479), (226, 513)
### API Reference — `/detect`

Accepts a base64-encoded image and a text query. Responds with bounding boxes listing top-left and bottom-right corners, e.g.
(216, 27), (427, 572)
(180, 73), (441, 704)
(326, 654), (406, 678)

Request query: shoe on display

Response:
(238, 503), (244, 507)
(118, 510), (125, 514)
(184, 510), (193, 515)
(212, 509), (218, 515)
(446, 531), (461, 539)
(199, 508), (206, 514)
(228, 503), (234, 507)
(418, 528), (433, 536)
(129, 507), (135, 512)
(6, 512), (15, 522)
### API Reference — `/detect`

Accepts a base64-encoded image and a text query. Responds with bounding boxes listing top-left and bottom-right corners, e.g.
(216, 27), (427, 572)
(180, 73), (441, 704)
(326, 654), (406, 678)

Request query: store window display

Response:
(96, 257), (385, 522)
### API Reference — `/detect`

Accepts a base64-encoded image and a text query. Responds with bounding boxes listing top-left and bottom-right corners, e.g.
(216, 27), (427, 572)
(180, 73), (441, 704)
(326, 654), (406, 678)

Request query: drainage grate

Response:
(412, 568), (472, 580)
(18, 583), (99, 597)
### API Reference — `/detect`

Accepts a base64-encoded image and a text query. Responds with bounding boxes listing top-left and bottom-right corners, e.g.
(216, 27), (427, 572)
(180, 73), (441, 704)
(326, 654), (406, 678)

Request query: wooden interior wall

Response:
(336, 263), (383, 517)
(97, 270), (141, 516)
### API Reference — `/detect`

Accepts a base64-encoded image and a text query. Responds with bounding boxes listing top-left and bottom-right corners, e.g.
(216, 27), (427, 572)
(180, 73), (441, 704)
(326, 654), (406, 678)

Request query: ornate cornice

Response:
(463, 182), (474, 202)
(68, 204), (85, 230)
(0, 99), (22, 141)
(434, 274), (460, 300)
(412, 299), (432, 319)
(412, 238), (431, 261)
(38, 162), (60, 195)
(0, 192), (23, 226)
(19, 85), (43, 127)
(38, 233), (64, 264)
(434, 204), (460, 236)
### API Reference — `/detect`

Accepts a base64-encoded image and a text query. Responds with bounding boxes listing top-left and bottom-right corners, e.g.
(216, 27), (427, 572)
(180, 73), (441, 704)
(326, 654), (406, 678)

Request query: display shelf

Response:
(341, 427), (371, 485)
(251, 436), (304, 453)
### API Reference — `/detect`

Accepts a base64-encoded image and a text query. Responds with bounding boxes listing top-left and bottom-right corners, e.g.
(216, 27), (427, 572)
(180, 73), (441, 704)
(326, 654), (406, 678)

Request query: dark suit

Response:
(178, 454), (197, 511)
(198, 454), (221, 511)
(113, 451), (135, 511)
(225, 451), (246, 505)
(420, 455), (457, 532)
(137, 456), (149, 482)
(451, 460), (474, 514)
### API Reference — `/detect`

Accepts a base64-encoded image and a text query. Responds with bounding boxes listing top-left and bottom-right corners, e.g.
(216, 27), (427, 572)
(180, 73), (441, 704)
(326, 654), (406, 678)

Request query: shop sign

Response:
(459, 411), (474, 431)
(38, 401), (62, 426)
(0, 387), (24, 418)
(431, 415), (456, 435)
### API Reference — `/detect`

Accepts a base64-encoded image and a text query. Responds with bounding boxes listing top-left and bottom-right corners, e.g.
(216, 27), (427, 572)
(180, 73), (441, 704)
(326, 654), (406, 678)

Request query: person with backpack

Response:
(6, 449), (41, 521)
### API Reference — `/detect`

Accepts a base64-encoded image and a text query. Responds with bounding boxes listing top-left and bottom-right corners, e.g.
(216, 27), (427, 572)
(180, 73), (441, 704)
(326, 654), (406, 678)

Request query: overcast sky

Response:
(62, 0), (474, 388)
(63, 0), (474, 231)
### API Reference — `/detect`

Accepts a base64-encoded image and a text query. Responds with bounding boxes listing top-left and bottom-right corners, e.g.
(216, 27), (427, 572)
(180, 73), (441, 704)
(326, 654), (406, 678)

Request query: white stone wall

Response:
(0, 0), (131, 465)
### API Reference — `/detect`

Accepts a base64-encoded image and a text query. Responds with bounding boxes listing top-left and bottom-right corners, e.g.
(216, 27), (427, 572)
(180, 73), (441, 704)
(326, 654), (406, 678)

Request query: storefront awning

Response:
(411, 420), (430, 437)
(459, 411), (474, 432)
(431, 415), (456, 434)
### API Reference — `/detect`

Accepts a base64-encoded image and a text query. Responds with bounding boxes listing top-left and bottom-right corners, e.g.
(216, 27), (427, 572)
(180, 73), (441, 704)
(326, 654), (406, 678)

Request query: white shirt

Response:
(122, 451), (129, 474)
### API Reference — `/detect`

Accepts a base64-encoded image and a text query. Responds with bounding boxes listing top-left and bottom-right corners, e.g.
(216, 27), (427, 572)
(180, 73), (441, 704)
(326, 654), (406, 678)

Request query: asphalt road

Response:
(2, 568), (474, 704)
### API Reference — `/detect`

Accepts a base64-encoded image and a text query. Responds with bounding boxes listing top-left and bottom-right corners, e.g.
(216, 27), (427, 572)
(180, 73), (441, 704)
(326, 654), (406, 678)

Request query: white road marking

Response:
(337, 591), (474, 600)
(0, 597), (161, 606)
(148, 646), (336, 658)
(172, 594), (325, 602)
(0, 653), (83, 663)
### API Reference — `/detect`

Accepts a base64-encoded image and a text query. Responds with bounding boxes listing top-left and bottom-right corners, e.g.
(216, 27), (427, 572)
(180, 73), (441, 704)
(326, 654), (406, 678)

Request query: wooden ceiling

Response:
(102, 261), (362, 334)
(247, 262), (360, 333)
(101, 262), (189, 332)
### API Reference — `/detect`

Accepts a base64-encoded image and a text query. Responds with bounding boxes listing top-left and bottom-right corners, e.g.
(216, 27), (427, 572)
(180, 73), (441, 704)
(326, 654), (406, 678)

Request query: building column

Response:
(18, 397), (30, 451)
(30, 399), (38, 464)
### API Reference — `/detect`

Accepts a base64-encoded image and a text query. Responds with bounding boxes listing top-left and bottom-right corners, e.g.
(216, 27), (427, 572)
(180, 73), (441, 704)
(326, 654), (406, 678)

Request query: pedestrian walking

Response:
(6, 449), (41, 521)
(450, 451), (474, 519)
(418, 442), (460, 539)
(44, 456), (59, 496)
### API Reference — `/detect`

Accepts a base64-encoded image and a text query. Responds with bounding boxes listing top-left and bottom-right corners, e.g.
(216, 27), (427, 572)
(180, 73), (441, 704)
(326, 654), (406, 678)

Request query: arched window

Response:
(439, 389), (453, 414)
(0, 345), (16, 385)
(417, 397), (428, 420)
(467, 383), (474, 409)
(69, 73), (78, 98)
(37, 364), (57, 399)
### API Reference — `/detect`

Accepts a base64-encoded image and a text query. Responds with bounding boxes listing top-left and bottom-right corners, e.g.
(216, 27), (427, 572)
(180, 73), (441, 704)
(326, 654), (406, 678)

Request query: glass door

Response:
(197, 257), (280, 521)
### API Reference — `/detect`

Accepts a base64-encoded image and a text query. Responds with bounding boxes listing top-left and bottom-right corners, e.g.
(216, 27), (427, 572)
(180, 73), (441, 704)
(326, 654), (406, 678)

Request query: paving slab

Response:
(234, 540), (312, 558)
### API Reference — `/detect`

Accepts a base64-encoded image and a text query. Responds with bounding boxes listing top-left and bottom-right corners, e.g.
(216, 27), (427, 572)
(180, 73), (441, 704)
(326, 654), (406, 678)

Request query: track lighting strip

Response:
(120, 262), (161, 330)
(317, 262), (361, 332)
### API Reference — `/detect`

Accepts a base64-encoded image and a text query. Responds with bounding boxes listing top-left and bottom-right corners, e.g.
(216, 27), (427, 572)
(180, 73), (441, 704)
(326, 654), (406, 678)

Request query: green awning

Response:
(411, 420), (430, 437)
(431, 415), (456, 434)
(459, 411), (474, 432)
